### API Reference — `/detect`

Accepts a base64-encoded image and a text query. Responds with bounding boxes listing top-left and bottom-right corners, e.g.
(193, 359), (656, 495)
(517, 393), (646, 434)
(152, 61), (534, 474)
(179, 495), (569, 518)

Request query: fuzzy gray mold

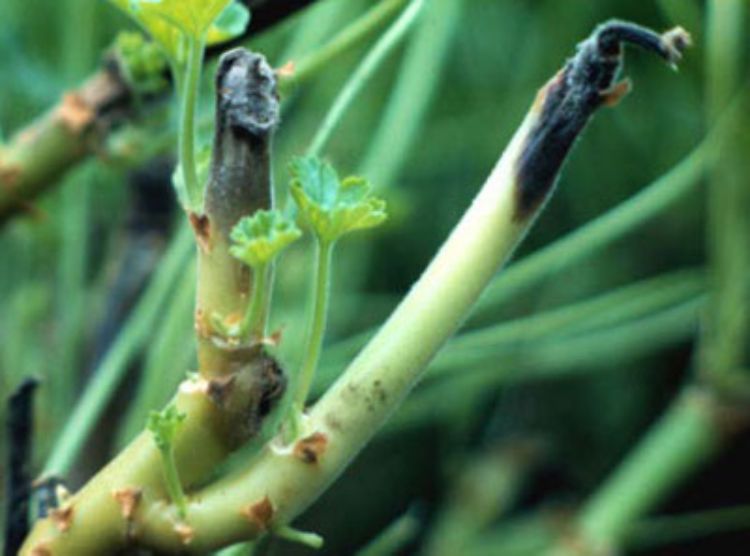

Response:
(206, 48), (279, 235)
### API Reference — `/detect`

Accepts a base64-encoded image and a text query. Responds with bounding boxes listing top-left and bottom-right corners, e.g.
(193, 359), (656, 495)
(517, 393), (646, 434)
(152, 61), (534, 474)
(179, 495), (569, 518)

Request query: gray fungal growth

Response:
(205, 48), (280, 236)
(514, 20), (690, 220)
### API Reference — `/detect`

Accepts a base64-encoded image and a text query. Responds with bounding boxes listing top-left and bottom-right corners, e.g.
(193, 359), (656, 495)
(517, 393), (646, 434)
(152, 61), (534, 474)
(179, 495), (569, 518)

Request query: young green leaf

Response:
(289, 156), (387, 243)
(147, 403), (188, 518)
(229, 210), (302, 269)
(147, 403), (185, 453)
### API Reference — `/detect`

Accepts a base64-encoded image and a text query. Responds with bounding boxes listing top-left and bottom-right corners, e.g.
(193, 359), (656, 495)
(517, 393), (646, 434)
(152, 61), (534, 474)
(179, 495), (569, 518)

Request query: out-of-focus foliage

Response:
(1, 0), (748, 555)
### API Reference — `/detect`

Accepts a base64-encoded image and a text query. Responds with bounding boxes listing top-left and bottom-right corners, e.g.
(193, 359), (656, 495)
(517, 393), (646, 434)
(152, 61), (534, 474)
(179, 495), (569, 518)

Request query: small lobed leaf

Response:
(229, 209), (302, 268)
(289, 156), (387, 243)
(147, 403), (185, 453)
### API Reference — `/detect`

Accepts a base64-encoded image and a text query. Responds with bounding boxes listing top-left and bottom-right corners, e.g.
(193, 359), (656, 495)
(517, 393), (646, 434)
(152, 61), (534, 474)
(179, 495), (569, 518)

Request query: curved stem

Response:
(178, 36), (204, 211)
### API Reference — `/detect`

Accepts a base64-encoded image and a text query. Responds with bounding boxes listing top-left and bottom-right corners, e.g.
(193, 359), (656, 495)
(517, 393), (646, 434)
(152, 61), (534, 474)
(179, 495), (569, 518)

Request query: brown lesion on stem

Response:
(513, 20), (691, 221)
(205, 350), (287, 448)
(188, 212), (212, 253)
(112, 488), (142, 520)
(29, 545), (52, 556)
(48, 505), (74, 533)
(293, 432), (329, 464)
(241, 496), (275, 532)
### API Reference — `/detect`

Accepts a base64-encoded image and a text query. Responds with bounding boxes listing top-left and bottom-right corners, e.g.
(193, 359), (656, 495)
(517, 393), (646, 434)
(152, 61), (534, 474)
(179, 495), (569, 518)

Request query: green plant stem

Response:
(43, 225), (194, 476)
(0, 1), (403, 225)
(474, 90), (746, 324)
(117, 262), (197, 447)
(559, 390), (724, 555)
(21, 21), (692, 555)
(274, 525), (324, 549)
(122, 84), (586, 554)
(423, 444), (536, 556)
(354, 508), (420, 556)
(392, 298), (702, 432)
(54, 0), (96, 425)
(306, 0), (425, 157)
(625, 505), (750, 550)
(289, 239), (334, 437)
(242, 263), (270, 340)
(319, 269), (704, 388)
(158, 444), (188, 520)
(700, 0), (748, 387)
(0, 66), (130, 225)
(360, 0), (461, 187)
(280, 0), (410, 95)
(177, 37), (204, 211)
(23, 58), (545, 551)
(472, 141), (709, 322)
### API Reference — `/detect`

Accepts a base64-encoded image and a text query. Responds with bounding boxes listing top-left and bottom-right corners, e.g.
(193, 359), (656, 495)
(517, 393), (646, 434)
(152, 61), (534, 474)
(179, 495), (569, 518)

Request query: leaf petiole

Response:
(177, 35), (204, 211)
(288, 239), (334, 439)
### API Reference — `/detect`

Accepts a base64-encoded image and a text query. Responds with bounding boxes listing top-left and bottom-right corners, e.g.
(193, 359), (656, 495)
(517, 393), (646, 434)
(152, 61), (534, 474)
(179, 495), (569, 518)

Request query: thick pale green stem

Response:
(195, 49), (278, 378)
(129, 107), (545, 554)
(0, 67), (130, 224)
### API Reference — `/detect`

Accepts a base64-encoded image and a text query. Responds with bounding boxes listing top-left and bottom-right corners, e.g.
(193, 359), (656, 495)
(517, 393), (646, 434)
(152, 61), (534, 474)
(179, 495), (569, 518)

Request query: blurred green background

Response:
(1, 0), (748, 554)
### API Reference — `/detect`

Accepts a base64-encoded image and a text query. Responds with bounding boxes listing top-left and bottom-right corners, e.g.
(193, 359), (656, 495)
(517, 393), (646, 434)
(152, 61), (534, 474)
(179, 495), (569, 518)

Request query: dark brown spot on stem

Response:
(207, 374), (238, 407)
(293, 432), (329, 464)
(241, 496), (275, 531)
(189, 212), (211, 252)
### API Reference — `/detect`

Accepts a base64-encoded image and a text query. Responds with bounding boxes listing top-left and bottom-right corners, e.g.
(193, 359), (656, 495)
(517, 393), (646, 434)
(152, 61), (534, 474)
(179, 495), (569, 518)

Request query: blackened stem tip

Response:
(593, 20), (692, 70)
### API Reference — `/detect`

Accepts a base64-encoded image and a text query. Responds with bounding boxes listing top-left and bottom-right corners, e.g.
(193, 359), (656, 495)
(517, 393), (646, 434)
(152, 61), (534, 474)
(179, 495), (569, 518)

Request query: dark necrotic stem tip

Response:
(206, 48), (280, 235)
(513, 20), (691, 219)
